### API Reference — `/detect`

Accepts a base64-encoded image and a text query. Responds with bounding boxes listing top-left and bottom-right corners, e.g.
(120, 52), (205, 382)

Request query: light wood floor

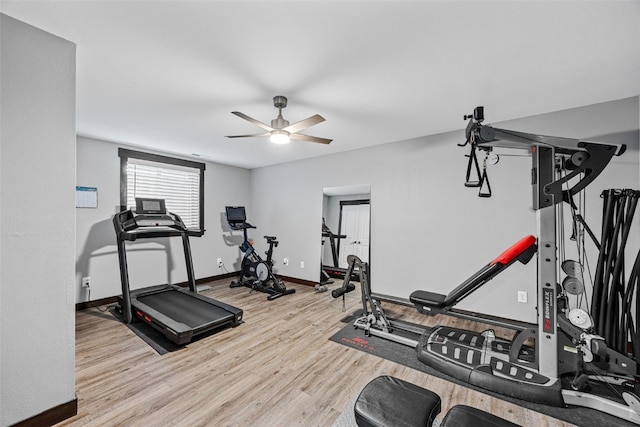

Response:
(59, 279), (573, 426)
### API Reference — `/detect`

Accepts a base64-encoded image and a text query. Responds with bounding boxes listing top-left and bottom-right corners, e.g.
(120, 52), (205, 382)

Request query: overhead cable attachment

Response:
(478, 151), (493, 198)
(460, 106), (626, 204)
(461, 106), (493, 197)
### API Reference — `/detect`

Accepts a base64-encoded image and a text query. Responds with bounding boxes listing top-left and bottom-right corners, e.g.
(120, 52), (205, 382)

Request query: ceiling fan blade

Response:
(226, 132), (270, 138)
(231, 111), (274, 132)
(281, 114), (325, 134)
(290, 133), (332, 145)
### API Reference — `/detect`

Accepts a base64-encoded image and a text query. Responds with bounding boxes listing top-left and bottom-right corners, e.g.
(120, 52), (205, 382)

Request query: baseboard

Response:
(196, 272), (237, 283)
(75, 296), (118, 311)
(12, 398), (77, 427)
(277, 275), (317, 287)
(76, 272), (315, 311)
(214, 272), (316, 287)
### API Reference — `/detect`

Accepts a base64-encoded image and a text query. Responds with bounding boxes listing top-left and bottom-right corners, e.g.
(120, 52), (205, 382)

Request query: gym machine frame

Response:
(411, 107), (638, 423)
(332, 254), (427, 348)
(335, 236), (541, 348)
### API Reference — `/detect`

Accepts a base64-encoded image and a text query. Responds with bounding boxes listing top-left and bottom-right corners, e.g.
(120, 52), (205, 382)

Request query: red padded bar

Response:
(490, 235), (537, 266)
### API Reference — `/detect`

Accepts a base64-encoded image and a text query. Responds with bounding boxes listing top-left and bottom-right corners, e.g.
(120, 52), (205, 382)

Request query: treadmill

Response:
(321, 218), (349, 279)
(112, 198), (243, 345)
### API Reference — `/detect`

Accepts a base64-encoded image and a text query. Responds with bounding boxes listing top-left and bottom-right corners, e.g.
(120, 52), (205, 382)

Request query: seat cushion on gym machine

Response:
(441, 405), (520, 427)
(410, 290), (447, 308)
(354, 375), (441, 427)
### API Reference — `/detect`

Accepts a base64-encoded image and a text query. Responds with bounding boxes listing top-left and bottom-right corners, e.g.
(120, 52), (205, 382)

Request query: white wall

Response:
(251, 97), (639, 323)
(75, 137), (251, 302)
(1, 14), (76, 426)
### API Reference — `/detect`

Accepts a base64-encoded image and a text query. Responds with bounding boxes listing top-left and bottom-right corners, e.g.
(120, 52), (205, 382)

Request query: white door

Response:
(339, 203), (370, 268)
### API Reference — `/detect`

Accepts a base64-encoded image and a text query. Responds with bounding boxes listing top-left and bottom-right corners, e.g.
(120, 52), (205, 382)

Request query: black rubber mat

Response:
(329, 320), (636, 427)
(127, 320), (182, 355)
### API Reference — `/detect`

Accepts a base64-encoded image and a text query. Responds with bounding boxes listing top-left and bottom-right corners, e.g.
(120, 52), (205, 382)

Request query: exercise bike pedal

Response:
(273, 279), (286, 292)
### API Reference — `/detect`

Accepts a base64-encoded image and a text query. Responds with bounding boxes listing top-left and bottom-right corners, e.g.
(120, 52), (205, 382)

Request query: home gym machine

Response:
(410, 107), (639, 423)
(225, 206), (295, 301)
(112, 198), (243, 345)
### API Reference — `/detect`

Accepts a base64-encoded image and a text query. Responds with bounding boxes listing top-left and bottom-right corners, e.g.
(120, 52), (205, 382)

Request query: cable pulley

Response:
(460, 107), (501, 198)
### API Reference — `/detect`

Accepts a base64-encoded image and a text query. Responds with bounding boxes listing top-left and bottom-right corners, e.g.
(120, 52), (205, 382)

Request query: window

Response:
(119, 148), (205, 235)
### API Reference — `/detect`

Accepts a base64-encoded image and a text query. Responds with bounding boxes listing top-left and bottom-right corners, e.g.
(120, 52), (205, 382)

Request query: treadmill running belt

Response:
(137, 290), (233, 328)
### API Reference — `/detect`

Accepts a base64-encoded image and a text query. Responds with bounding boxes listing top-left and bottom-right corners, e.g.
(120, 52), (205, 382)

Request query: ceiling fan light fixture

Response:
(270, 131), (291, 144)
(227, 96), (331, 145)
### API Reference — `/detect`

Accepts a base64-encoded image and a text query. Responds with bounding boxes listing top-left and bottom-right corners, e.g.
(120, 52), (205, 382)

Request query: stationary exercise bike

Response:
(225, 206), (295, 301)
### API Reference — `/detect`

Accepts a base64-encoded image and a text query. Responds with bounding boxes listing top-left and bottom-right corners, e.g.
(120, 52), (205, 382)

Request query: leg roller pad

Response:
(354, 375), (441, 427)
(442, 405), (520, 427)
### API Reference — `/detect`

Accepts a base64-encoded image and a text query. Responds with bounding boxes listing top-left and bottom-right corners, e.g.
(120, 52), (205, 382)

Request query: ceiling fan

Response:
(226, 96), (332, 145)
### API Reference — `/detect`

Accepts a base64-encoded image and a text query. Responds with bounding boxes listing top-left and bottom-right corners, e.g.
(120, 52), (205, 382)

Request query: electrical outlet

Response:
(283, 258), (289, 266)
(517, 291), (527, 303)
(82, 277), (90, 288)
(217, 258), (223, 268)
(300, 261), (305, 268)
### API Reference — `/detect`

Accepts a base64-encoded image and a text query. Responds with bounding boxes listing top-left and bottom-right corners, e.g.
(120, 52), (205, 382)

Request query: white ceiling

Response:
(2, 1), (639, 169)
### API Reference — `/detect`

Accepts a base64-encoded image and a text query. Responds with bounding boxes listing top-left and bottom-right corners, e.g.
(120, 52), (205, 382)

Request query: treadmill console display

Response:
(135, 197), (166, 214)
(132, 198), (176, 227)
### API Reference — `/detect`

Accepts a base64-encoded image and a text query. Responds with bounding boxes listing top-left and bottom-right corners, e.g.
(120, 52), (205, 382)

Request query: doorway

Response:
(337, 200), (370, 267)
(322, 185), (370, 280)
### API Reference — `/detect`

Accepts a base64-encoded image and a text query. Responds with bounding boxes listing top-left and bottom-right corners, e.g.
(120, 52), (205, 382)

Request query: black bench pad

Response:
(354, 375), (441, 427)
(410, 290), (446, 308)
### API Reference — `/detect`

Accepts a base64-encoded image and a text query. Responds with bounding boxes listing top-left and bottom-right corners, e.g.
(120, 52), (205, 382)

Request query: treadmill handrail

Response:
(114, 210), (190, 238)
(113, 208), (200, 323)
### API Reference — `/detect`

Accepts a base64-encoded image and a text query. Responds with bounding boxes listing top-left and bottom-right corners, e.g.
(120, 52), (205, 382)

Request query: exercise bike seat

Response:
(410, 235), (537, 315)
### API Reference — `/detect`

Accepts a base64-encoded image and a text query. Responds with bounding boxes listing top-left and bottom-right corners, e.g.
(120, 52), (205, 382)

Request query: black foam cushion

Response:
(441, 405), (520, 427)
(354, 375), (441, 427)
(410, 290), (446, 308)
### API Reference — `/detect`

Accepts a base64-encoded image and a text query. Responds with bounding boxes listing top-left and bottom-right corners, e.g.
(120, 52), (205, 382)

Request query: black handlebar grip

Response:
(331, 283), (355, 298)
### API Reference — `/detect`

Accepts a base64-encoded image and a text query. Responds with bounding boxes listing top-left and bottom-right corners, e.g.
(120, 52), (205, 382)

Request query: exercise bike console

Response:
(226, 205), (256, 230)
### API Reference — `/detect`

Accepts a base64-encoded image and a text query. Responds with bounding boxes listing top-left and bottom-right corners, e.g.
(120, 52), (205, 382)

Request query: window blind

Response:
(126, 158), (201, 230)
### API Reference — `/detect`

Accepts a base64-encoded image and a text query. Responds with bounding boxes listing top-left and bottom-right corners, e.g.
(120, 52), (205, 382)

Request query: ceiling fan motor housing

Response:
(271, 117), (290, 130)
(273, 96), (287, 109)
